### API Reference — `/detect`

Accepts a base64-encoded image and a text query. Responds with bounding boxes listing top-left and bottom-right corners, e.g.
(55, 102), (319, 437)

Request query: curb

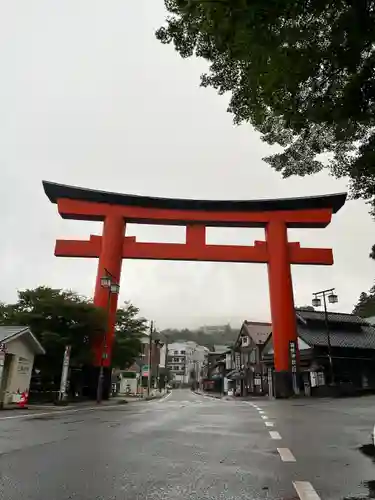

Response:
(193, 390), (223, 399)
(0, 394), (166, 416)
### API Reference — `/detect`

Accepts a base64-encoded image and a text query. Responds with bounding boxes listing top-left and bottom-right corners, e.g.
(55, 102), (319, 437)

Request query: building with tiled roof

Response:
(262, 308), (375, 396)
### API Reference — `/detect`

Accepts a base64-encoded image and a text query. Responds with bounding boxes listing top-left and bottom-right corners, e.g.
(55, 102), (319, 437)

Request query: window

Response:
(174, 350), (178, 354)
(180, 350), (186, 354)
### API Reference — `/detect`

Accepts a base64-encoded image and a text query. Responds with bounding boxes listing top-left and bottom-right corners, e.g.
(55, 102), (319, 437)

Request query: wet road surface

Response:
(1, 390), (375, 499)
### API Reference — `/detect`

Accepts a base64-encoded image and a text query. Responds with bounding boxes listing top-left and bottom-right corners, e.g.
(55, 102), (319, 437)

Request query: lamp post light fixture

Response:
(96, 270), (120, 404)
(100, 276), (112, 289)
(328, 292), (338, 304)
(110, 283), (120, 294)
(312, 297), (321, 308)
(312, 287), (338, 385)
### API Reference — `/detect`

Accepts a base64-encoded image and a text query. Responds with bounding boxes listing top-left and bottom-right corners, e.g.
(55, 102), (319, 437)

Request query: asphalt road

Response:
(1, 390), (375, 500)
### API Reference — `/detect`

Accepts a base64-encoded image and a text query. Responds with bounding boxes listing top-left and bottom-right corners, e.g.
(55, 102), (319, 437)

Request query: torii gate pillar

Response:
(43, 181), (346, 399)
(266, 219), (299, 396)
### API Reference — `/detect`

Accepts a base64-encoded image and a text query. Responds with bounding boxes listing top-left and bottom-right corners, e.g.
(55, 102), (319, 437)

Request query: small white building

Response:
(0, 326), (45, 407)
(167, 341), (208, 386)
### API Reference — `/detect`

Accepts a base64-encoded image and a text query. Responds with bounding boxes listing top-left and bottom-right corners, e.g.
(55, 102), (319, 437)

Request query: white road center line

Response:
(269, 431), (281, 440)
(159, 391), (172, 402)
(293, 481), (321, 500)
(265, 421), (274, 427)
(277, 447), (296, 462)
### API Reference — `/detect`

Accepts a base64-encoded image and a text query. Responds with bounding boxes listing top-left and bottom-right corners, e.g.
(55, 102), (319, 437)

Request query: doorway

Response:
(0, 353), (14, 406)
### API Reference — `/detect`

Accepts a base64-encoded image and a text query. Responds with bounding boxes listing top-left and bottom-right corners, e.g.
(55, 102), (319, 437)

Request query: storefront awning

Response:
(226, 369), (243, 381)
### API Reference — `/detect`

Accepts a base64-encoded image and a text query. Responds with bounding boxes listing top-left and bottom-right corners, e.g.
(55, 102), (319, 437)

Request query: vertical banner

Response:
(0, 343), (6, 406)
(289, 340), (299, 395)
(267, 368), (274, 398)
(59, 345), (71, 401)
(223, 377), (228, 394)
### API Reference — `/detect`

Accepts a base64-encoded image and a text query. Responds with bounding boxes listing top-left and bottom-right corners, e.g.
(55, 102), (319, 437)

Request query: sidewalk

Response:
(193, 390), (223, 399)
(1, 391), (166, 414)
(193, 390), (269, 402)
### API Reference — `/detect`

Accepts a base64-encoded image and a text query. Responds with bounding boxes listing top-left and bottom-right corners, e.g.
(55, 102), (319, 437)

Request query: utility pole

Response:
(164, 335), (169, 392)
(147, 321), (154, 397)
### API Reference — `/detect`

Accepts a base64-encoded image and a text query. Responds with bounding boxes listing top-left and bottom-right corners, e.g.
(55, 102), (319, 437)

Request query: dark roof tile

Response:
(298, 325), (375, 349)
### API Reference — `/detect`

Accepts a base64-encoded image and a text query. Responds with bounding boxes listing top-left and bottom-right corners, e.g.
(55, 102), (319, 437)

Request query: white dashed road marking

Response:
(265, 421), (274, 427)
(269, 431), (281, 440)
(261, 415), (268, 420)
(157, 391), (172, 402)
(277, 447), (296, 462)
(293, 481), (321, 500)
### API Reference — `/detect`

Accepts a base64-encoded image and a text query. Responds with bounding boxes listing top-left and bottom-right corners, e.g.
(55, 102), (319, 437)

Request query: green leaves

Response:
(0, 286), (105, 371)
(353, 285), (375, 318)
(157, 0), (375, 213)
(111, 302), (148, 369)
(0, 288), (146, 374)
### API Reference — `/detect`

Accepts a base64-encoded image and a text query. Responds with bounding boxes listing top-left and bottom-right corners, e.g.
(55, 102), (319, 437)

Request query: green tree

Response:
(353, 285), (375, 317)
(0, 288), (147, 374)
(112, 302), (148, 368)
(0, 287), (105, 374)
(157, 1), (375, 213)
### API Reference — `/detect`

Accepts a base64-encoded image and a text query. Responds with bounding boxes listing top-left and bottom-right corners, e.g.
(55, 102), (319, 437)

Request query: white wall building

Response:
(167, 341), (208, 386)
(0, 326), (45, 407)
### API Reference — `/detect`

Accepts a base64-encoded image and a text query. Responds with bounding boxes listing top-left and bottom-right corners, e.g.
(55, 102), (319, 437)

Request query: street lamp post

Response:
(96, 269), (120, 404)
(312, 288), (338, 385)
(147, 321), (154, 398)
(146, 325), (164, 397)
(153, 339), (163, 392)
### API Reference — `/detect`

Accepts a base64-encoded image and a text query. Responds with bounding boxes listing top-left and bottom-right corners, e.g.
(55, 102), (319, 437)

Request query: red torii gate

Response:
(43, 181), (346, 397)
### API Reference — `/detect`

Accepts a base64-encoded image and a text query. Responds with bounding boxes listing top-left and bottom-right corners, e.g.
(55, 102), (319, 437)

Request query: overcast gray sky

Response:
(0, 1), (373, 329)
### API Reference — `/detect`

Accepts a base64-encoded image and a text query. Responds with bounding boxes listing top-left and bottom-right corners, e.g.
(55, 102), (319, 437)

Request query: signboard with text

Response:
(289, 341), (297, 372)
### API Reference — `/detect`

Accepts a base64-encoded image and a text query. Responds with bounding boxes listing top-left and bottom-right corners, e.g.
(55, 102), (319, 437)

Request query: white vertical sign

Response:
(0, 344), (7, 406)
(59, 345), (71, 400)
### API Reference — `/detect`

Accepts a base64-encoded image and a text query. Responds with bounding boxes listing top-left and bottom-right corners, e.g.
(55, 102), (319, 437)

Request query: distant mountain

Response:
(160, 325), (238, 349)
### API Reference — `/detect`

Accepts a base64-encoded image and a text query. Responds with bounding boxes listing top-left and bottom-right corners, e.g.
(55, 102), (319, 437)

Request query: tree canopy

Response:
(0, 287), (147, 374)
(0, 287), (105, 372)
(161, 325), (237, 348)
(157, 0), (375, 214)
(353, 284), (375, 317)
(112, 302), (148, 369)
